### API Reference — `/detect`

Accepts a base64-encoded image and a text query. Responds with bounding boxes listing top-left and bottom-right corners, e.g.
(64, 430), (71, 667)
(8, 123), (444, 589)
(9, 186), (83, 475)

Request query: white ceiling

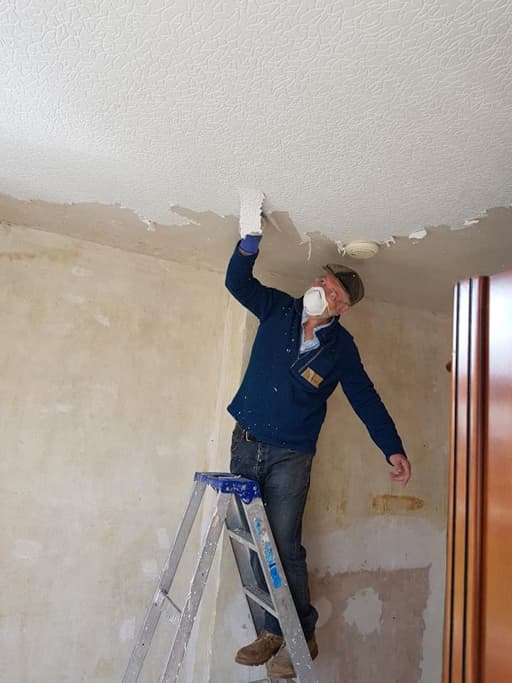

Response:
(2, 0), (512, 244)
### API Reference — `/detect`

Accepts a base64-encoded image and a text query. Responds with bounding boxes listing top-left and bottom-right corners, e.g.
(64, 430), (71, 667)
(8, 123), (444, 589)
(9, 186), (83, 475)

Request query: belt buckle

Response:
(243, 429), (256, 442)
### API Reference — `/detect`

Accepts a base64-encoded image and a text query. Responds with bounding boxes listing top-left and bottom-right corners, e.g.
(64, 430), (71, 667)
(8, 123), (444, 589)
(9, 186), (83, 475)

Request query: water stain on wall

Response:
(0, 247), (80, 262)
(372, 494), (425, 515)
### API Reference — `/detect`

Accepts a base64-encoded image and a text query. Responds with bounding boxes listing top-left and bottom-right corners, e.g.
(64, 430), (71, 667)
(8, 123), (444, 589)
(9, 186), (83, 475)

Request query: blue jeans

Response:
(230, 425), (318, 641)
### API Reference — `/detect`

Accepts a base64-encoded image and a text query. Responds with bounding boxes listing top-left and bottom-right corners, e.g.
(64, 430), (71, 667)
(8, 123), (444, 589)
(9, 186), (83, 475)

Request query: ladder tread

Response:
(227, 527), (256, 550)
(243, 584), (276, 615)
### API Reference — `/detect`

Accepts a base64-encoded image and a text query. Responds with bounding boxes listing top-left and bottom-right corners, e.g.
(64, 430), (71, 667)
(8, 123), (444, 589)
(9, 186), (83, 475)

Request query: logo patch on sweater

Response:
(301, 367), (323, 388)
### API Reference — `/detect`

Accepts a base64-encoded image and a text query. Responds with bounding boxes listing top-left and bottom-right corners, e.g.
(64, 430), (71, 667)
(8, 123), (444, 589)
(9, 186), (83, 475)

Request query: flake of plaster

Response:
(299, 234), (313, 261)
(262, 209), (281, 232)
(167, 211), (200, 227)
(452, 211), (488, 230)
(335, 240), (346, 256)
(239, 188), (265, 237)
(461, 210), (488, 229)
(408, 229), (428, 240)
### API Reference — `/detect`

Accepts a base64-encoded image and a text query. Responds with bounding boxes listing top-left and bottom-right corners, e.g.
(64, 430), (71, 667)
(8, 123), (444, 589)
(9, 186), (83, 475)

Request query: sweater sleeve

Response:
(338, 336), (406, 463)
(225, 241), (282, 321)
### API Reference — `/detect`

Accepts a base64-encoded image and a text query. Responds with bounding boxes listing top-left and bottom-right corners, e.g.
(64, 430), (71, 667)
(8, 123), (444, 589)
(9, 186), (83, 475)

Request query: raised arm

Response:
(225, 239), (282, 321)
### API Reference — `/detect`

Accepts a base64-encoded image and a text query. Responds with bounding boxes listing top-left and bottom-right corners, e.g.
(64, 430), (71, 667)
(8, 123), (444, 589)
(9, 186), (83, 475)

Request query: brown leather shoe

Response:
(235, 630), (284, 666)
(268, 636), (319, 679)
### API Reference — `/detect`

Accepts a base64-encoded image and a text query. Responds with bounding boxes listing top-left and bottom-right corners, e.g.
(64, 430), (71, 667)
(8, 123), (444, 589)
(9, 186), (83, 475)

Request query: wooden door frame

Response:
(443, 276), (488, 683)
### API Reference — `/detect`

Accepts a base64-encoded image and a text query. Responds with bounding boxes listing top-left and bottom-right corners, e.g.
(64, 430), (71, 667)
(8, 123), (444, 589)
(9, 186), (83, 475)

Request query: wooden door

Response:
(444, 271), (512, 682)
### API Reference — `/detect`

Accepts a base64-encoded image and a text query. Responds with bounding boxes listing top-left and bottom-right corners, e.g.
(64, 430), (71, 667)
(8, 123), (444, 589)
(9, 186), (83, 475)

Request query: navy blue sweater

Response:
(225, 244), (405, 461)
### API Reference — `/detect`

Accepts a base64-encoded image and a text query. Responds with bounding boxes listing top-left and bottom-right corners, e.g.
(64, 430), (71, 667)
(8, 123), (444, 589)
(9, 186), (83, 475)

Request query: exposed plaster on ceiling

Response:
(1, 0), (512, 242)
(1, 193), (512, 314)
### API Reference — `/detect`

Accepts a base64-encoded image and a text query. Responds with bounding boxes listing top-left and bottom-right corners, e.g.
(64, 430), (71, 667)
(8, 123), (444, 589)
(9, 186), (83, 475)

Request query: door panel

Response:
(482, 271), (512, 681)
(444, 271), (512, 683)
(444, 277), (486, 683)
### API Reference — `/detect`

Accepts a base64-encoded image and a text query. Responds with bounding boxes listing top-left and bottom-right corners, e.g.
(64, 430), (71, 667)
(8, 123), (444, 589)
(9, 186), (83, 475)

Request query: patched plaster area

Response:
(343, 587), (383, 637)
(312, 566), (430, 683)
(1, 0), (512, 241)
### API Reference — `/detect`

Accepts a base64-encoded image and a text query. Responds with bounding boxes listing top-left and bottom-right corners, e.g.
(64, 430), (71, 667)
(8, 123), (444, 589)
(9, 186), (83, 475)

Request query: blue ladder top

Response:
(194, 472), (261, 503)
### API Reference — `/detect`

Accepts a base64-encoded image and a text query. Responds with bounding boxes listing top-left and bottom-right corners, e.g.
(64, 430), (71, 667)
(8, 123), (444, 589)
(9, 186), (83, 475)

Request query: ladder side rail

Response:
(226, 497), (266, 634)
(243, 498), (319, 683)
(159, 480), (208, 592)
(159, 491), (232, 683)
(122, 480), (207, 683)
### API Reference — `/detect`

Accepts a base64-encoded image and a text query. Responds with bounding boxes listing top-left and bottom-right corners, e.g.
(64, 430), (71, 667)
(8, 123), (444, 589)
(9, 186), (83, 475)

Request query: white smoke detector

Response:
(344, 240), (380, 259)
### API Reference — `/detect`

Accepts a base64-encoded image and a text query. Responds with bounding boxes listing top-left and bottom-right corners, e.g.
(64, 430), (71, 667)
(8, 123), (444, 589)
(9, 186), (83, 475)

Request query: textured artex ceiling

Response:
(1, 0), (512, 242)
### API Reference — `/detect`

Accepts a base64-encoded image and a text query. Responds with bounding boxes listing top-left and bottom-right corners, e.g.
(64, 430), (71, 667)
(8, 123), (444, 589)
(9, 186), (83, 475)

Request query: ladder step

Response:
(243, 584), (277, 617)
(250, 677), (294, 682)
(227, 527), (256, 551)
(157, 590), (182, 624)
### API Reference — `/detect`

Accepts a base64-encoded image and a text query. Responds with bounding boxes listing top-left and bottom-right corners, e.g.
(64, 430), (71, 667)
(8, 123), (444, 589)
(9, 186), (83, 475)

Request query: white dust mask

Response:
(303, 286), (328, 317)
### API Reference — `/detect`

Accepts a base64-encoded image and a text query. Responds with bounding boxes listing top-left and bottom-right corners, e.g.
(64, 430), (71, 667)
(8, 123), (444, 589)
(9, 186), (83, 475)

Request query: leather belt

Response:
(236, 423), (258, 442)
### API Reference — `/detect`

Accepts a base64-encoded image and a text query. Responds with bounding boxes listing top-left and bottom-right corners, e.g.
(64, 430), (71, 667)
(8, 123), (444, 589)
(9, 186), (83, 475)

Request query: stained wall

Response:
(305, 295), (451, 683)
(0, 223), (451, 681)
(0, 224), (246, 682)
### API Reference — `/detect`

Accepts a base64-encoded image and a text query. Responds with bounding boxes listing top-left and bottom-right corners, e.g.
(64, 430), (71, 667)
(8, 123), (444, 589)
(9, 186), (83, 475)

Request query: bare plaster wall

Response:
(1, 223), (451, 682)
(0, 224), (247, 682)
(306, 297), (451, 683)
(210, 273), (451, 682)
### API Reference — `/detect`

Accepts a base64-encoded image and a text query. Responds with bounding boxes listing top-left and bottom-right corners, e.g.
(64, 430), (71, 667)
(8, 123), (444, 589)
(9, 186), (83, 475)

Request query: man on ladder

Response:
(225, 202), (411, 679)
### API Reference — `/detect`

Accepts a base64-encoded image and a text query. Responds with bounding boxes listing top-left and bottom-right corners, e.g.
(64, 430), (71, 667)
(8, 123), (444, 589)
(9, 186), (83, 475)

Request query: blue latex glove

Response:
(239, 234), (262, 255)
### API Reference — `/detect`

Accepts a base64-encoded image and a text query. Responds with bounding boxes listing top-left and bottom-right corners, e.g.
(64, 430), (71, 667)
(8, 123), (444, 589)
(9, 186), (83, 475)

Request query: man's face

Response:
(310, 273), (351, 317)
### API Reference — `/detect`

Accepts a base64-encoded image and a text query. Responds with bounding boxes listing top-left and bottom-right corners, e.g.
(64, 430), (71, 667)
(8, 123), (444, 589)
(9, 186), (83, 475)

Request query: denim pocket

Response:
(229, 427), (244, 474)
(230, 426), (243, 453)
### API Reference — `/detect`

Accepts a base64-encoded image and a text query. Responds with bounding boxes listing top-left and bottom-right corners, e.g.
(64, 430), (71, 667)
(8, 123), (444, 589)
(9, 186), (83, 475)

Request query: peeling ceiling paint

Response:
(1, 0), (512, 243)
(2, 193), (512, 313)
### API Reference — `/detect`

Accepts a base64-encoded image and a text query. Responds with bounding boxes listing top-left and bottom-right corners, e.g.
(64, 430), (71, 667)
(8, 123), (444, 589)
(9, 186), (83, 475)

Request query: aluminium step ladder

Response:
(123, 472), (318, 683)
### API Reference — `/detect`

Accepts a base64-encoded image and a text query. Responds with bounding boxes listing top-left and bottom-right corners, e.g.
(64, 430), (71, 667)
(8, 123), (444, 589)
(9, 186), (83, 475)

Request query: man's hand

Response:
(239, 234), (262, 255)
(389, 454), (411, 486)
